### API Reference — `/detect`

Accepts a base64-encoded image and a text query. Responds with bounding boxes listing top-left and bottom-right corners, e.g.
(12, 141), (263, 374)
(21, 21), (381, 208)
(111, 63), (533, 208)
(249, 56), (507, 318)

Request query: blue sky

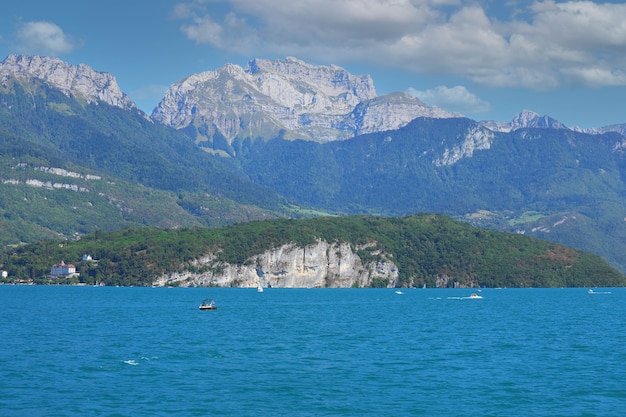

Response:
(1, 0), (625, 129)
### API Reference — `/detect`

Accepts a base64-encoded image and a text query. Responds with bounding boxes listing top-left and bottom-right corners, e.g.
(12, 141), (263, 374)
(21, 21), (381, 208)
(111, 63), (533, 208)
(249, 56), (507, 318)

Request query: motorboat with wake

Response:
(588, 289), (612, 294)
(199, 298), (218, 310)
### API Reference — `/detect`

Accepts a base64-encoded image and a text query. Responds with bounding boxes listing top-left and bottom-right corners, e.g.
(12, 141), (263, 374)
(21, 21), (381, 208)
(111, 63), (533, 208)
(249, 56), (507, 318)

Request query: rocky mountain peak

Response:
(510, 109), (567, 130)
(152, 57), (460, 144)
(0, 54), (136, 110)
(481, 109), (569, 133)
(245, 57), (377, 104)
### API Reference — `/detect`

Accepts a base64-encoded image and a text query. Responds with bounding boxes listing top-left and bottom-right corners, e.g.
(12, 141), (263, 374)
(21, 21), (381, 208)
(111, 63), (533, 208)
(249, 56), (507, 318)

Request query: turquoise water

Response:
(1, 286), (625, 416)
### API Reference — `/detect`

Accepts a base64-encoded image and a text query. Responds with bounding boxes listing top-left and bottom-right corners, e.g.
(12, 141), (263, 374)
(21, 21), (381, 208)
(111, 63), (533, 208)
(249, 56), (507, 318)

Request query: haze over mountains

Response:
(2, 53), (626, 275)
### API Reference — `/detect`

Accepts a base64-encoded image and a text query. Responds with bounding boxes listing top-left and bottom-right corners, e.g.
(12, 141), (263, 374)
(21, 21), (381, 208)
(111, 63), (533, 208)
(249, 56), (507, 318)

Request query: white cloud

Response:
(181, 15), (224, 46)
(15, 21), (78, 56)
(182, 12), (258, 52)
(174, 0), (626, 89)
(407, 85), (491, 115)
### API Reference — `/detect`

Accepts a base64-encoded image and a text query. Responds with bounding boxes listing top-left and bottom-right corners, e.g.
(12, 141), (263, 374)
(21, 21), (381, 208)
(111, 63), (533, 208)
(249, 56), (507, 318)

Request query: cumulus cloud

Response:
(174, 0), (626, 89)
(407, 85), (491, 116)
(181, 12), (257, 51)
(15, 21), (79, 56)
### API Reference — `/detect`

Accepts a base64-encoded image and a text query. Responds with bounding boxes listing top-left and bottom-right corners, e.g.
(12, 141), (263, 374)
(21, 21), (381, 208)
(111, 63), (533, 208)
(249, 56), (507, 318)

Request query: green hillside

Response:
(0, 77), (287, 208)
(0, 75), (295, 245)
(2, 214), (623, 288)
(0, 150), (285, 246)
(241, 118), (626, 215)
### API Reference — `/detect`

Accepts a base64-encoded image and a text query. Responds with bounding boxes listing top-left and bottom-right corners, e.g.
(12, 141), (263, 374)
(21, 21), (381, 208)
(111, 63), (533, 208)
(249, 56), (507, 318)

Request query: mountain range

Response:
(2, 54), (626, 275)
(4, 54), (623, 140)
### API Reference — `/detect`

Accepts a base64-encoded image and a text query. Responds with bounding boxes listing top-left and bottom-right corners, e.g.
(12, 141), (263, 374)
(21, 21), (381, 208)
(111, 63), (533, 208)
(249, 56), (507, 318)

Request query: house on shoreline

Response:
(49, 261), (79, 279)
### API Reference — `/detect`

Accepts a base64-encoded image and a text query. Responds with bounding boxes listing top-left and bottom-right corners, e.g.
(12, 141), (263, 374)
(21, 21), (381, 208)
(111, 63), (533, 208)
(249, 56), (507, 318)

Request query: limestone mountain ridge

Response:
(151, 57), (462, 144)
(0, 54), (136, 111)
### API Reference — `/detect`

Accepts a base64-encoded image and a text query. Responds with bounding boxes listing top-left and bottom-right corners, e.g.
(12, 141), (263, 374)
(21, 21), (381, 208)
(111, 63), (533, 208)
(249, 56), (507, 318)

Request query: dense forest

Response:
(2, 214), (623, 288)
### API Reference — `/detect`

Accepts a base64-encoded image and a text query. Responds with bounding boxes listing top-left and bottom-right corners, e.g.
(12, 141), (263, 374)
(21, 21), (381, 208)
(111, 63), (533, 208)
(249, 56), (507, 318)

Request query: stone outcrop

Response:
(434, 124), (495, 166)
(153, 239), (399, 288)
(0, 54), (137, 110)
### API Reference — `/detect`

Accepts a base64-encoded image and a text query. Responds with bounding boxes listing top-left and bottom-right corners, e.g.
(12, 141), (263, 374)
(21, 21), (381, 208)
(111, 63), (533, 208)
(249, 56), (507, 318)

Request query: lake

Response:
(1, 286), (625, 416)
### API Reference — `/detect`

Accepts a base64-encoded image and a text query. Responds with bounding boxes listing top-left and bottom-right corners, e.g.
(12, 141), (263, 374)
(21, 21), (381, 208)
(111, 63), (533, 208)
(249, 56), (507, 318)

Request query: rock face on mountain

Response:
(0, 54), (136, 110)
(481, 109), (569, 133)
(153, 239), (399, 288)
(509, 110), (568, 130)
(480, 109), (626, 137)
(152, 57), (460, 144)
(572, 123), (626, 136)
(434, 124), (496, 166)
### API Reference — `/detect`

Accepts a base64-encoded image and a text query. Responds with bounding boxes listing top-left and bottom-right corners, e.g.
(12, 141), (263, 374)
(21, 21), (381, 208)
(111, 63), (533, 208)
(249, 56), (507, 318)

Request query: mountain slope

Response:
(0, 64), (288, 206)
(243, 117), (626, 212)
(0, 120), (285, 246)
(238, 117), (626, 272)
(0, 58), (296, 245)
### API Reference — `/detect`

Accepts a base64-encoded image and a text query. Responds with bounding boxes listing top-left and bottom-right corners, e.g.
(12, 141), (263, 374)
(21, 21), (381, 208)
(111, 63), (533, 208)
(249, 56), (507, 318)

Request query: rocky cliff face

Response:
(0, 54), (136, 110)
(152, 57), (460, 143)
(350, 92), (459, 136)
(434, 124), (496, 166)
(153, 239), (399, 288)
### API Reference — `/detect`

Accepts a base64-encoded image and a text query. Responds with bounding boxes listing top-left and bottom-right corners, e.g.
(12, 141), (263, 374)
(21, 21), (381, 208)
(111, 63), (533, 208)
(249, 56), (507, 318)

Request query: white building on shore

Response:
(49, 261), (79, 279)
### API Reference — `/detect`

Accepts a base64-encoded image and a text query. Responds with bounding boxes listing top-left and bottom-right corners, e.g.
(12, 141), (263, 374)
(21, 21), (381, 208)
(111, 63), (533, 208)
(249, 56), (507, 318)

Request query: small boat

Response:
(395, 290), (404, 295)
(469, 293), (483, 299)
(199, 298), (217, 310)
(257, 284), (264, 293)
(588, 289), (612, 294)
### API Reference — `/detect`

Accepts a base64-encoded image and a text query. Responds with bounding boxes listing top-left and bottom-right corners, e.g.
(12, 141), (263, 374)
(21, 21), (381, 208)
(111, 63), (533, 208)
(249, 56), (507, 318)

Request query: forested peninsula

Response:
(2, 214), (624, 288)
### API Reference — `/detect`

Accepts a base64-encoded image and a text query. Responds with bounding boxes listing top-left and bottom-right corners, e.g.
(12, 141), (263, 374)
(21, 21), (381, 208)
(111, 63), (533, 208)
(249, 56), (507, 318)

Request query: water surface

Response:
(1, 286), (625, 416)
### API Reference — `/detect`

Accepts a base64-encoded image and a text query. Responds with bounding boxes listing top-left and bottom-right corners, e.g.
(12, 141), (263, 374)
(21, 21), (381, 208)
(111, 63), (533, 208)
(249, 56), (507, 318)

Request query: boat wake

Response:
(123, 356), (158, 366)
(447, 293), (483, 300)
(588, 289), (612, 294)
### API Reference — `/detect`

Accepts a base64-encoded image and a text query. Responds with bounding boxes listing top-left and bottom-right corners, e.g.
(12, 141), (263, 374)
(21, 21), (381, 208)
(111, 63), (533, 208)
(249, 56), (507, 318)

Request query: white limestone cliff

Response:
(350, 92), (462, 136)
(0, 54), (137, 110)
(434, 125), (495, 166)
(153, 239), (399, 288)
